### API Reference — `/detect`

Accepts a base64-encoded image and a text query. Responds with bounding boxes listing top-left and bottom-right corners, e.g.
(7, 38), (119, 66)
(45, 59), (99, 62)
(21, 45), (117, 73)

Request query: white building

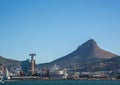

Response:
(49, 64), (68, 79)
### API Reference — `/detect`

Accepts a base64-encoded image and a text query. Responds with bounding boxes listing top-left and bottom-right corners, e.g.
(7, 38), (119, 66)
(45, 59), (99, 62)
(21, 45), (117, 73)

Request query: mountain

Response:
(0, 56), (21, 70)
(75, 56), (120, 72)
(39, 39), (118, 68)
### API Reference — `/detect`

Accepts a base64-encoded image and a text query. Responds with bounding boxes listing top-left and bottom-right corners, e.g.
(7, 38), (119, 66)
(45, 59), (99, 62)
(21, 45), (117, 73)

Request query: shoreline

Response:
(4, 77), (120, 82)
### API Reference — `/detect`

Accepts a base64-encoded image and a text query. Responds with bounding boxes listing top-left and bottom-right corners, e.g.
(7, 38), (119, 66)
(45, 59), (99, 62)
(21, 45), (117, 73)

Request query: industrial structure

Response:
(21, 53), (36, 76)
(29, 53), (36, 75)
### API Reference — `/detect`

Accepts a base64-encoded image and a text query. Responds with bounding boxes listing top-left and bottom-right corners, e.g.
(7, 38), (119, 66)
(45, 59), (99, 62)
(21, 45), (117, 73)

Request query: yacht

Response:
(0, 79), (4, 84)
(0, 76), (4, 84)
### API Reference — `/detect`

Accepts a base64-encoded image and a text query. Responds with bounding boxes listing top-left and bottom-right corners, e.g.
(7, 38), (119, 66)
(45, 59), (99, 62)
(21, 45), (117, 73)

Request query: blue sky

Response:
(0, 0), (120, 64)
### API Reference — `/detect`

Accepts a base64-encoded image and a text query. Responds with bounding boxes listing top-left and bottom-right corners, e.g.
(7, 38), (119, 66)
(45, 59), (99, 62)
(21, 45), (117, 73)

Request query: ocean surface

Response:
(2, 80), (120, 85)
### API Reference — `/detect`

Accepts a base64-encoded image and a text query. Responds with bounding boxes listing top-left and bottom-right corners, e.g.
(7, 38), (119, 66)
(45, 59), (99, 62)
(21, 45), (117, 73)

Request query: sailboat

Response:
(0, 76), (4, 84)
(0, 79), (4, 84)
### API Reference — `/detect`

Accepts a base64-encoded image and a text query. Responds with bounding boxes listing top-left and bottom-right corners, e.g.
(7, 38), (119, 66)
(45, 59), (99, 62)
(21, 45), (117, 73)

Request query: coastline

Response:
(4, 77), (120, 82)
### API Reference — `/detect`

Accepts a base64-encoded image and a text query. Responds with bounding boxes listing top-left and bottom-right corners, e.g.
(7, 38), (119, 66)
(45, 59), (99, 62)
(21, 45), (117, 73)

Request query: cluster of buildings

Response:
(21, 54), (36, 76)
(10, 53), (68, 80)
(21, 54), (68, 80)
(0, 54), (36, 80)
(1, 54), (120, 80)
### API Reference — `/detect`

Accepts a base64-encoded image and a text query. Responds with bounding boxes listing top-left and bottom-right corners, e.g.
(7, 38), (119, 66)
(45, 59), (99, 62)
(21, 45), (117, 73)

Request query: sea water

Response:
(2, 80), (120, 85)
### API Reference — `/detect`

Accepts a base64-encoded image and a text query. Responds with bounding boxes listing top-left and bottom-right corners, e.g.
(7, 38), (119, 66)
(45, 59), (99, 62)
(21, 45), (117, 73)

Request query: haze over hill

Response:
(39, 39), (118, 68)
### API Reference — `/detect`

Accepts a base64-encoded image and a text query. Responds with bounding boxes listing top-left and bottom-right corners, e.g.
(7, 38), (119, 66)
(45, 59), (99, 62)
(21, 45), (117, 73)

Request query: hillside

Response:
(70, 56), (120, 72)
(0, 56), (21, 70)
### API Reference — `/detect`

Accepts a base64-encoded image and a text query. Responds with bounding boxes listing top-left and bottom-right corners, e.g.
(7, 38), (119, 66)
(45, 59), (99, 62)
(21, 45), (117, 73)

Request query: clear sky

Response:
(0, 0), (120, 64)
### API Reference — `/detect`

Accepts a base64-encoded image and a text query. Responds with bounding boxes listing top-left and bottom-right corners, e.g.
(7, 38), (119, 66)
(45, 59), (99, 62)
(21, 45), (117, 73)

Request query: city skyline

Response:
(0, 0), (120, 64)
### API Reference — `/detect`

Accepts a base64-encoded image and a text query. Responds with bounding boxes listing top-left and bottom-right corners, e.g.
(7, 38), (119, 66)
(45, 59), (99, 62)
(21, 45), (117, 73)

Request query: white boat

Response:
(0, 79), (4, 84)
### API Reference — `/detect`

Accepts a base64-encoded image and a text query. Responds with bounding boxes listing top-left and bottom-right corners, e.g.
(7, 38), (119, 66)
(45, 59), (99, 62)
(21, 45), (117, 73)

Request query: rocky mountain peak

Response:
(77, 39), (99, 51)
(48, 39), (118, 67)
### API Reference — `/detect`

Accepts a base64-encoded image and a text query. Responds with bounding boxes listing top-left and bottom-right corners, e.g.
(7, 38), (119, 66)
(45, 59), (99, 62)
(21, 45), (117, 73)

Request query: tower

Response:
(29, 54), (36, 75)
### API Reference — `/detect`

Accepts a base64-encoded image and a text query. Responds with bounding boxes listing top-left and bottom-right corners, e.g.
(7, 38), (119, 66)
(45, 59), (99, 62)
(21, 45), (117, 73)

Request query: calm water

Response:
(2, 80), (120, 85)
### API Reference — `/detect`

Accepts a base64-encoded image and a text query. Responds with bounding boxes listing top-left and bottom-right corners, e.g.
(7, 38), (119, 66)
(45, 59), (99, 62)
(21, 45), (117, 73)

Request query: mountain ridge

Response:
(39, 39), (118, 68)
